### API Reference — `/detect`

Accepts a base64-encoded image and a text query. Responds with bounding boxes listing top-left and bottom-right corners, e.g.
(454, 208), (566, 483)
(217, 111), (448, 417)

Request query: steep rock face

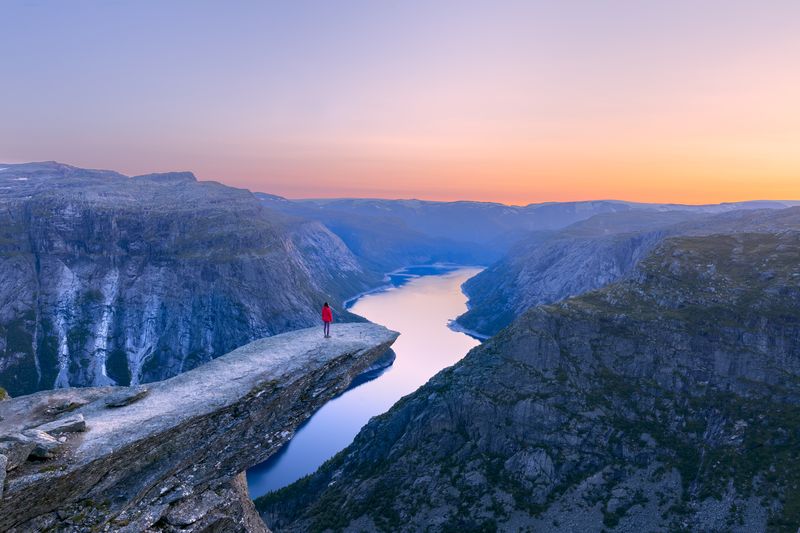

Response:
(257, 195), (499, 270)
(0, 162), (378, 396)
(458, 207), (800, 336)
(0, 322), (399, 532)
(259, 232), (800, 532)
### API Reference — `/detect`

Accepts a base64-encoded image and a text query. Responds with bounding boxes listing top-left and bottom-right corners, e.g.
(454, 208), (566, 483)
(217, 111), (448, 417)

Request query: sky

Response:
(1, 0), (799, 204)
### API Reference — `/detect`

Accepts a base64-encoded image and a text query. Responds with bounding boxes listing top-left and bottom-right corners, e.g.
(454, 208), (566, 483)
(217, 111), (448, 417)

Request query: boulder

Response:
(33, 413), (86, 435)
(22, 430), (62, 459)
(0, 433), (35, 470)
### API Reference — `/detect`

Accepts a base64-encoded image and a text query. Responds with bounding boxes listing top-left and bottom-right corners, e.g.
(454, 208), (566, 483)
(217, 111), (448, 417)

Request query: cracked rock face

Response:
(260, 231), (800, 532)
(0, 434), (35, 471)
(32, 413), (86, 434)
(0, 162), (377, 397)
(22, 429), (62, 459)
(0, 322), (398, 532)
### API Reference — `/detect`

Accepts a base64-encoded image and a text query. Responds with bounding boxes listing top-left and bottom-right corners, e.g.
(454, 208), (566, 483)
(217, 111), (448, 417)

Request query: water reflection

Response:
(246, 265), (481, 498)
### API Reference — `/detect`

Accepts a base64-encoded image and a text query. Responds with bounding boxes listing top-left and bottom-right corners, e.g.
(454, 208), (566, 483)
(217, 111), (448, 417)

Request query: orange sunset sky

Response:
(1, 1), (799, 205)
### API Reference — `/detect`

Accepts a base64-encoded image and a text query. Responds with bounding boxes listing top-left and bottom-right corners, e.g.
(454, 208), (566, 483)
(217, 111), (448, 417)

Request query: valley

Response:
(5, 4), (800, 531)
(247, 265), (481, 498)
(258, 228), (800, 532)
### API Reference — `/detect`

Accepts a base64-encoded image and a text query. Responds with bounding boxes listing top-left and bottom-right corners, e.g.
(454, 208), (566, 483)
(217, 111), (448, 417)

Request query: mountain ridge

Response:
(457, 206), (800, 336)
(0, 162), (376, 396)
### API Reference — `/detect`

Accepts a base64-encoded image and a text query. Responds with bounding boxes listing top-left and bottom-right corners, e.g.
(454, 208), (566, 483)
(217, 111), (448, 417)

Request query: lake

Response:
(246, 265), (482, 499)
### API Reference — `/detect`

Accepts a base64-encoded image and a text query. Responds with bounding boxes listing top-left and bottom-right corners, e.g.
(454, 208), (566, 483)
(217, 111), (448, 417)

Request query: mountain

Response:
(289, 198), (798, 242)
(457, 207), (800, 337)
(0, 162), (378, 396)
(256, 197), (669, 268)
(258, 227), (800, 532)
(259, 195), (798, 276)
(287, 198), (636, 249)
(257, 195), (490, 271)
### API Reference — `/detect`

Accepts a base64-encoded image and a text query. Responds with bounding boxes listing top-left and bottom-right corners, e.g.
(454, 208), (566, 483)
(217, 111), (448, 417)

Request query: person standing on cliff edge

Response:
(322, 302), (333, 338)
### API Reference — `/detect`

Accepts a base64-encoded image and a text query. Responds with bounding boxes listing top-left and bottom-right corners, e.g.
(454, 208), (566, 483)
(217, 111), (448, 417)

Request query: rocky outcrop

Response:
(259, 232), (800, 532)
(0, 322), (398, 532)
(0, 162), (379, 396)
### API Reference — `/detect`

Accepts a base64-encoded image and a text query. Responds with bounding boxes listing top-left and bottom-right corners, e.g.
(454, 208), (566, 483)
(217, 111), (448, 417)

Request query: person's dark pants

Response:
(323, 321), (330, 336)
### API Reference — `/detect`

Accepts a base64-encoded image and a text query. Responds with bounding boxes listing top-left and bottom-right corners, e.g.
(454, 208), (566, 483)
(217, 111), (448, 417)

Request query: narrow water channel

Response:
(246, 265), (482, 498)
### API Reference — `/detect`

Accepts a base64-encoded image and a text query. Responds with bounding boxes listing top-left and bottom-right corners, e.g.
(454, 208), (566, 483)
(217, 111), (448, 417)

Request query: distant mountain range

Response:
(258, 194), (798, 269)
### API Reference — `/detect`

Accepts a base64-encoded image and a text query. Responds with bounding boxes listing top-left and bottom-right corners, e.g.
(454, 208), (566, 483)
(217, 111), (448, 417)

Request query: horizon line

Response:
(3, 159), (800, 209)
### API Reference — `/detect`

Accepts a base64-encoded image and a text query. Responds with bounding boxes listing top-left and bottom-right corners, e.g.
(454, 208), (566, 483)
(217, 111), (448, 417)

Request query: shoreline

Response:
(343, 262), (485, 309)
(447, 319), (491, 341)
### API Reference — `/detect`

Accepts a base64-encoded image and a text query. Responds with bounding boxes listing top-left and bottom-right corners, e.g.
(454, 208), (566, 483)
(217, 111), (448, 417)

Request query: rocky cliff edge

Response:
(0, 322), (398, 532)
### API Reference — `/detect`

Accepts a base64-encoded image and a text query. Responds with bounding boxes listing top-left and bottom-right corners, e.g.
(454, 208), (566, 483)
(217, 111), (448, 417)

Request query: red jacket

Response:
(322, 306), (333, 323)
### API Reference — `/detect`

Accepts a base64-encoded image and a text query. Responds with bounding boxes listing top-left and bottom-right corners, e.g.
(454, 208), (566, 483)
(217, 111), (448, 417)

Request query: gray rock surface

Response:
(0, 162), (378, 396)
(33, 413), (86, 434)
(260, 231), (800, 532)
(22, 429), (62, 459)
(0, 434), (35, 471)
(0, 322), (398, 532)
(104, 386), (149, 408)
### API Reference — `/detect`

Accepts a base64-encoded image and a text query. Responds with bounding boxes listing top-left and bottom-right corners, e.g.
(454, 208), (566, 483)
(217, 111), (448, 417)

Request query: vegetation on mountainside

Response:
(259, 230), (800, 532)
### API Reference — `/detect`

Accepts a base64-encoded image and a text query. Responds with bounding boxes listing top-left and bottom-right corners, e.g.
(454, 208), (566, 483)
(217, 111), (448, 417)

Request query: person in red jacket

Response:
(321, 302), (333, 338)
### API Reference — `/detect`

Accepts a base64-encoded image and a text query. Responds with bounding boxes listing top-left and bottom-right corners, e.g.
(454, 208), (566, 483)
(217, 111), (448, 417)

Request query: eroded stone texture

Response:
(33, 413), (86, 435)
(0, 323), (398, 532)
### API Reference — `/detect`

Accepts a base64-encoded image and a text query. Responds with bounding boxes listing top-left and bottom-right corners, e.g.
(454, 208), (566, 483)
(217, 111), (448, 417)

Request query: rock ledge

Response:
(0, 323), (398, 532)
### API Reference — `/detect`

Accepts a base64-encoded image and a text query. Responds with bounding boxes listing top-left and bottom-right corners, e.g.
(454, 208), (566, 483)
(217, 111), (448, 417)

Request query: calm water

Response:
(246, 265), (482, 499)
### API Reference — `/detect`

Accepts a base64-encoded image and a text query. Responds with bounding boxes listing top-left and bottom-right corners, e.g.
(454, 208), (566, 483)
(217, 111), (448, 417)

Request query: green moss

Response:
(38, 464), (65, 473)
(601, 369), (800, 525)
